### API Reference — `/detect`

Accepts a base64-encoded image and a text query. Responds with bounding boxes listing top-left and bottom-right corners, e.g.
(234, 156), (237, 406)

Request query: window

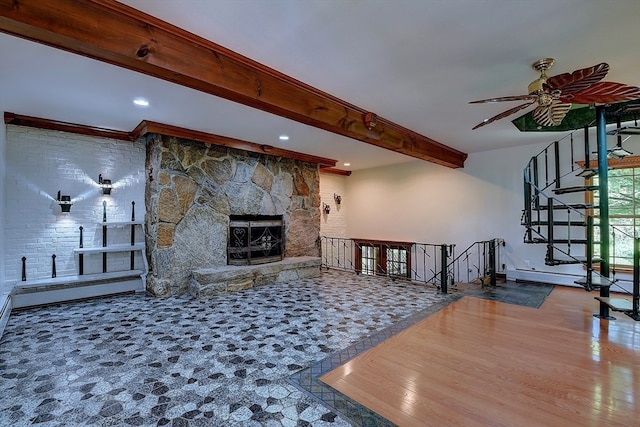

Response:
(387, 247), (409, 277)
(360, 245), (379, 275)
(354, 239), (412, 279)
(588, 156), (640, 269)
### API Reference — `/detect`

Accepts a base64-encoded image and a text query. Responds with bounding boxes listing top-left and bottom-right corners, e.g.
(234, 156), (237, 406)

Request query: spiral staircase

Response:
(522, 105), (639, 321)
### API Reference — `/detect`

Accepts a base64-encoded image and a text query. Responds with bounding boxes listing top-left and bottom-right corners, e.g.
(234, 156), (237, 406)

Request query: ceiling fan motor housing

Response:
(528, 77), (547, 96)
(527, 58), (554, 96)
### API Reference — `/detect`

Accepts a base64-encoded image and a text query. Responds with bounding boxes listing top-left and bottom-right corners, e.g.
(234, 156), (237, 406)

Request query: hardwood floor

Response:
(321, 286), (640, 426)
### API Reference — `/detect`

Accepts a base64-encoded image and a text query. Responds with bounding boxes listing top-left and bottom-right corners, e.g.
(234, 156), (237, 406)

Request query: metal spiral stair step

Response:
(574, 275), (615, 290)
(576, 168), (598, 178)
(594, 296), (634, 313)
(552, 185), (599, 195)
(521, 220), (588, 227)
(544, 256), (602, 266)
(533, 203), (596, 211)
(526, 238), (589, 244)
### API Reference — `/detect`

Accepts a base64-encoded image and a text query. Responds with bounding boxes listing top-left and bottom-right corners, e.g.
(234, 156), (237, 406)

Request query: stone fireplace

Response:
(144, 133), (321, 297)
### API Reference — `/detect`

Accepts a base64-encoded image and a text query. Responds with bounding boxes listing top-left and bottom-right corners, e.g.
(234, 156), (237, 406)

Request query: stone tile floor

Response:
(0, 270), (451, 426)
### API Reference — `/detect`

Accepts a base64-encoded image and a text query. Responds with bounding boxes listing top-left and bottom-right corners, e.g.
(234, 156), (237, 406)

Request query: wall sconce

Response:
(363, 112), (377, 130)
(322, 202), (331, 214)
(56, 190), (73, 213)
(98, 174), (113, 195)
(334, 193), (342, 205)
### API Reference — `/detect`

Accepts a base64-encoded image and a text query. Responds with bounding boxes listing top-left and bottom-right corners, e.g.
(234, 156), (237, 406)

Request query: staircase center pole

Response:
(595, 105), (613, 320)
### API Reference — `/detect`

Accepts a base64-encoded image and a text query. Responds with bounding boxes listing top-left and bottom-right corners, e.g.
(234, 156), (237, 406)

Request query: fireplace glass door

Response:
(228, 215), (283, 265)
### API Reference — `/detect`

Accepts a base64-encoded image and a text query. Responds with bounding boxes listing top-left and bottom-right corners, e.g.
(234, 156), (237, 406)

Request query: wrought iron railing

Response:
(522, 126), (595, 244)
(447, 238), (506, 287)
(319, 236), (505, 293)
(319, 237), (453, 291)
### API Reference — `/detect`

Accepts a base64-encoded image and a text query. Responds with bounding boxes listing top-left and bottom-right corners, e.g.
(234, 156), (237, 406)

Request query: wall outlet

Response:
(524, 260), (530, 268)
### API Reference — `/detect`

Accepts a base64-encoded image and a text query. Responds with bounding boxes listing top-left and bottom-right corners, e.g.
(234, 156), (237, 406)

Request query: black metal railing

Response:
(447, 238), (506, 287)
(522, 126), (596, 244)
(521, 123), (599, 268)
(319, 236), (505, 293)
(319, 237), (454, 292)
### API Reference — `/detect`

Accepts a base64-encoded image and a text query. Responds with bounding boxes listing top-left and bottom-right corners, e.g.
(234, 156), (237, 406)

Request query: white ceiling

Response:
(1, 0), (639, 171)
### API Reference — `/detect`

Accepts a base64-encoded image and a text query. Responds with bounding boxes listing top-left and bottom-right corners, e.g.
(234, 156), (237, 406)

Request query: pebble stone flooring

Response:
(0, 270), (449, 426)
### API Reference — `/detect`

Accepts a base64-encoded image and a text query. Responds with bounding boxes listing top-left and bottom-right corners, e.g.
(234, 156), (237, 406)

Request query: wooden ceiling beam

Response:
(0, 0), (467, 168)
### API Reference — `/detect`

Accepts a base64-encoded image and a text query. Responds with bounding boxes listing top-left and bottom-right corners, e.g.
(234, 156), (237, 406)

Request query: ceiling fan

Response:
(470, 58), (640, 130)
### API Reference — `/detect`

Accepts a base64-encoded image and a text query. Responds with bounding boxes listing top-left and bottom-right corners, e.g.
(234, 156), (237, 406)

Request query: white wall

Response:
(4, 126), (146, 288)
(345, 144), (540, 250)
(319, 172), (348, 238)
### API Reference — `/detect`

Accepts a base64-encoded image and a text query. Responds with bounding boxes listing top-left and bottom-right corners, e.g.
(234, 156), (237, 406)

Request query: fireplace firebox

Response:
(228, 215), (284, 265)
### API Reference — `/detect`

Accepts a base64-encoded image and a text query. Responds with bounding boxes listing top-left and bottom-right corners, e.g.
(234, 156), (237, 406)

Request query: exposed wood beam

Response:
(0, 0), (467, 168)
(4, 112), (337, 167)
(4, 112), (135, 141)
(133, 120), (337, 168)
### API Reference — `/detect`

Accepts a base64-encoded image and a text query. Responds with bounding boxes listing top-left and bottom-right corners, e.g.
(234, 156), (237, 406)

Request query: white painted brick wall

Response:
(319, 173), (354, 269)
(319, 173), (348, 238)
(4, 125), (146, 286)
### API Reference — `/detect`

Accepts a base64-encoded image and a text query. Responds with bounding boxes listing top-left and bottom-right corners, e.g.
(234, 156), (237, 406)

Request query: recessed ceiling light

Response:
(343, 163), (351, 167)
(279, 135), (289, 141)
(133, 97), (149, 107)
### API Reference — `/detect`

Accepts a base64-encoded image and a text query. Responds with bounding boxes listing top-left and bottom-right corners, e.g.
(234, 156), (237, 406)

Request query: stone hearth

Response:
(189, 256), (321, 299)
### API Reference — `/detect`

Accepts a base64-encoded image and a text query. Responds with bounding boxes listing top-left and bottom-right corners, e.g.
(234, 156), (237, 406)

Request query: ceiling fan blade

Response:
(532, 101), (572, 127)
(545, 62), (609, 95)
(472, 101), (535, 130)
(559, 82), (640, 104)
(469, 94), (536, 104)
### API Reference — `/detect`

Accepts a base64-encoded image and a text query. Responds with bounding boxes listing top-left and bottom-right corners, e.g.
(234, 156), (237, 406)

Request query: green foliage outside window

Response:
(592, 165), (640, 267)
